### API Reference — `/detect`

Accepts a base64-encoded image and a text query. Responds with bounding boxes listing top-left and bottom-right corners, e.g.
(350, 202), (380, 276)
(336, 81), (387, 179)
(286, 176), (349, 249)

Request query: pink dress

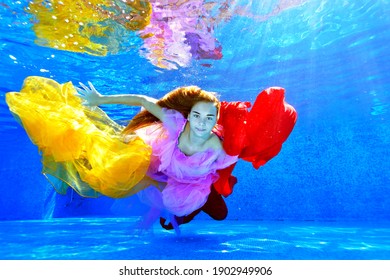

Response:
(136, 109), (238, 217)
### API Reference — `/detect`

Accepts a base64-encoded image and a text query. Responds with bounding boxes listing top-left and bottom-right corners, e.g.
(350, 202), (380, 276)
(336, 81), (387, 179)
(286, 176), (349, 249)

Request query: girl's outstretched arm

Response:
(76, 81), (165, 121)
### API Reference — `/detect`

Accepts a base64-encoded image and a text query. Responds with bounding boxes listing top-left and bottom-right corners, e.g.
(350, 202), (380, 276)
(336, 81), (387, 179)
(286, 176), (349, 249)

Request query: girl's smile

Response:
(188, 101), (218, 139)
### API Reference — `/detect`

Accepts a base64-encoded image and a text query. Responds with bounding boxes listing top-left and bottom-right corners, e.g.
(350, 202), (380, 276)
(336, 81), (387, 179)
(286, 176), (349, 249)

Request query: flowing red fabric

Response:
(213, 87), (297, 197)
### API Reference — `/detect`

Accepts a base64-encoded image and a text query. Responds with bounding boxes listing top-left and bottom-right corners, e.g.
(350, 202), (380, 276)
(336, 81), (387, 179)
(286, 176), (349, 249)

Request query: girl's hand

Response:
(76, 81), (103, 106)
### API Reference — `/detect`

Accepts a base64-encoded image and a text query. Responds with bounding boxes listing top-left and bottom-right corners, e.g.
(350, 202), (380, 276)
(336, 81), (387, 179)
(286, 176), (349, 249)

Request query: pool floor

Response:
(0, 218), (389, 260)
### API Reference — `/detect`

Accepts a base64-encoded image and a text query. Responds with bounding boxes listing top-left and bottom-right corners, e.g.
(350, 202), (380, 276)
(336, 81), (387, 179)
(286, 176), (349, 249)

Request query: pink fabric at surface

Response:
(136, 109), (238, 216)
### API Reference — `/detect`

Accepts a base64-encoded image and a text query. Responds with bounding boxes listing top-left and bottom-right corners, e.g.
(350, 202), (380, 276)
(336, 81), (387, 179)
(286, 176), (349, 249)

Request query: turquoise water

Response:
(1, 218), (390, 260)
(0, 0), (389, 260)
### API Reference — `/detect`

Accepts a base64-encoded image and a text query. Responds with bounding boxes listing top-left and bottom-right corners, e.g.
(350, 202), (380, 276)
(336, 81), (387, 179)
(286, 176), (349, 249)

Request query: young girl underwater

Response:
(6, 76), (297, 232)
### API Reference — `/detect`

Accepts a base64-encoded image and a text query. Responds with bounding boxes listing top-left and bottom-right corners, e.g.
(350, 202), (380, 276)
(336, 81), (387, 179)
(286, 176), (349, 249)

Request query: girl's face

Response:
(188, 101), (218, 138)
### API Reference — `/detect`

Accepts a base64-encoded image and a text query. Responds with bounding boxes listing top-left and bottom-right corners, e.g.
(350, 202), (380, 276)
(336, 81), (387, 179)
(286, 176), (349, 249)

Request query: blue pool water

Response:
(0, 0), (389, 260)
(1, 218), (390, 260)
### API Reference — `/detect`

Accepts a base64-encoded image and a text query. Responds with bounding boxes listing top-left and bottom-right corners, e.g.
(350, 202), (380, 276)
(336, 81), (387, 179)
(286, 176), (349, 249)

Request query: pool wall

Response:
(0, 103), (388, 222)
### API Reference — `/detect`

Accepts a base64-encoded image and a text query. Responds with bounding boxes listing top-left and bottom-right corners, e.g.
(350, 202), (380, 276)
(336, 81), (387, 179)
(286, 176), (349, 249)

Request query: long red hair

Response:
(123, 86), (220, 134)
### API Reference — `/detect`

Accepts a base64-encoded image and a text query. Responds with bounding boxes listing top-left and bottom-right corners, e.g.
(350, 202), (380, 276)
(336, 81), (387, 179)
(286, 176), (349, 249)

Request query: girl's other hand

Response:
(76, 81), (103, 106)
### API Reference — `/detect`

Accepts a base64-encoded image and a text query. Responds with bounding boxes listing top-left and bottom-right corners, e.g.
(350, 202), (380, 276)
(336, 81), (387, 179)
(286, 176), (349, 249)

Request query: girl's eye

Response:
(193, 114), (200, 118)
(207, 117), (214, 121)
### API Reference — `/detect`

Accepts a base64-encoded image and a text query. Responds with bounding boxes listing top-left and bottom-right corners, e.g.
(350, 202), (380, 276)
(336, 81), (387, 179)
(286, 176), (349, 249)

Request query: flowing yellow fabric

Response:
(27, 0), (152, 56)
(6, 76), (151, 198)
